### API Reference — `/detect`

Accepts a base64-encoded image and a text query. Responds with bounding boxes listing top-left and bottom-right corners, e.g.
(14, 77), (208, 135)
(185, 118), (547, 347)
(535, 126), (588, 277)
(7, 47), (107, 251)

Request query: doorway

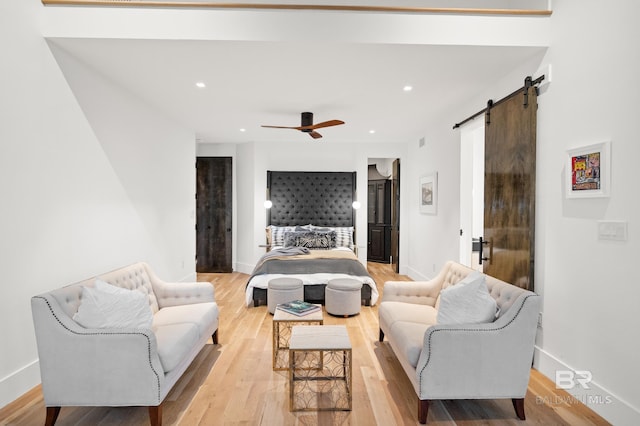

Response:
(367, 158), (400, 271)
(459, 118), (485, 271)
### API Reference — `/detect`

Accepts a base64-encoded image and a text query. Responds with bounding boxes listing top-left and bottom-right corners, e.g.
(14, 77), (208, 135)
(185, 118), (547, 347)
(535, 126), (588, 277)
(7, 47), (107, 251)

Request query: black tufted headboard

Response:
(267, 171), (356, 227)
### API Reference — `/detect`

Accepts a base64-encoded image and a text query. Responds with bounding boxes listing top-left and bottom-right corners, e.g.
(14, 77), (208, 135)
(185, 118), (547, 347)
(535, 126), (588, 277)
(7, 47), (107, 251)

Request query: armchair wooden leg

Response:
(212, 329), (219, 344)
(512, 398), (526, 420)
(379, 329), (384, 342)
(45, 406), (60, 426)
(148, 404), (162, 426)
(418, 399), (429, 424)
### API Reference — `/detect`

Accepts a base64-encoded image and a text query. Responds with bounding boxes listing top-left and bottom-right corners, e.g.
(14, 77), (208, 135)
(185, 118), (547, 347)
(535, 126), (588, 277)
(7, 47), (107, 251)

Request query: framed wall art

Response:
(419, 173), (438, 214)
(566, 141), (611, 198)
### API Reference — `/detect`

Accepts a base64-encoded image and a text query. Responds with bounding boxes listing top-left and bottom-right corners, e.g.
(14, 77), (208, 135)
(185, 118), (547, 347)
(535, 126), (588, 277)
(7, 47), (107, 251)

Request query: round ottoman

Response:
(325, 278), (363, 317)
(267, 277), (304, 314)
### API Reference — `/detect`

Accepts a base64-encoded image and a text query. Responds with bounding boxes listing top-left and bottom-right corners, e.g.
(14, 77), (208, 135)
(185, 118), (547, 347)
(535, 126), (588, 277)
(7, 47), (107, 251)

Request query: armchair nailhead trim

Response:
(417, 294), (536, 396)
(34, 296), (162, 403)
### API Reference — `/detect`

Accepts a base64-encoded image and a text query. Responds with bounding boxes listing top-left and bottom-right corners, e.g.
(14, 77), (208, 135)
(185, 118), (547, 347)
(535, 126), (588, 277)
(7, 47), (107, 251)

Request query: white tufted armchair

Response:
(379, 261), (541, 423)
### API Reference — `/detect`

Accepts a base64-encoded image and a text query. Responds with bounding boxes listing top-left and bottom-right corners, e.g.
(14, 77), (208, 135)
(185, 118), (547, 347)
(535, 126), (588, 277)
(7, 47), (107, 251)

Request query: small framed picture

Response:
(566, 141), (611, 198)
(419, 173), (438, 214)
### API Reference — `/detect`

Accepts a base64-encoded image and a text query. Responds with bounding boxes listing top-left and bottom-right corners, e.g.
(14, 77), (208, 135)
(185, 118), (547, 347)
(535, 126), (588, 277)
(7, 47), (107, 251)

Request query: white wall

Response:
(531, 1), (640, 423)
(47, 42), (197, 280)
(235, 142), (258, 273)
(403, 122), (462, 279)
(0, 0), (196, 408)
(406, 1), (640, 423)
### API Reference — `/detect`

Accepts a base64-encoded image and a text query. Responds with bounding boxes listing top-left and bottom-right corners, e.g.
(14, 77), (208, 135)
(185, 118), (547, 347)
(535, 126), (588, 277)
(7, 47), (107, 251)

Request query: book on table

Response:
(276, 300), (321, 316)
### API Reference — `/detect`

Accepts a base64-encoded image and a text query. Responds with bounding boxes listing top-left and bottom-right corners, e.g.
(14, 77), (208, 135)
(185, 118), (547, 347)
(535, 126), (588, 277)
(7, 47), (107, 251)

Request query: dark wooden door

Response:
(367, 179), (391, 263)
(390, 159), (400, 273)
(196, 157), (232, 273)
(368, 225), (386, 262)
(367, 182), (377, 224)
(482, 86), (537, 290)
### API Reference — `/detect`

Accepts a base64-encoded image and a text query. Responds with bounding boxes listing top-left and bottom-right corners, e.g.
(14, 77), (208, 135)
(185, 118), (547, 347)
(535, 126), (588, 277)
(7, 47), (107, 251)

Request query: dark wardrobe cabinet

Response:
(367, 179), (391, 263)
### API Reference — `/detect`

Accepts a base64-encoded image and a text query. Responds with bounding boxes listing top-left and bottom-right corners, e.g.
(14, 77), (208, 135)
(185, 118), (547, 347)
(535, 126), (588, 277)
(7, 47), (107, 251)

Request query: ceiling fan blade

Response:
(299, 120), (345, 130)
(261, 125), (299, 129)
(262, 114), (344, 138)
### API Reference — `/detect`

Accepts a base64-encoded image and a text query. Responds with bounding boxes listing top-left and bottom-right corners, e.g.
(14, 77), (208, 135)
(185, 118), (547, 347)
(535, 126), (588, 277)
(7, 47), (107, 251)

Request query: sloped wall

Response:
(0, 1), (195, 408)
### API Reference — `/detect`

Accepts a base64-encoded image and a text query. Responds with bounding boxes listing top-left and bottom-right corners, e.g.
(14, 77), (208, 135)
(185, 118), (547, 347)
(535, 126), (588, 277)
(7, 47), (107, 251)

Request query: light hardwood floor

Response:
(1, 263), (610, 425)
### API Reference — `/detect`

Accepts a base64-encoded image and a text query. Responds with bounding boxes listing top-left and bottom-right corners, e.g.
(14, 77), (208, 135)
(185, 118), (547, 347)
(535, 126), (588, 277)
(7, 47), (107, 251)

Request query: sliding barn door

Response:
(196, 157), (232, 273)
(482, 86), (537, 290)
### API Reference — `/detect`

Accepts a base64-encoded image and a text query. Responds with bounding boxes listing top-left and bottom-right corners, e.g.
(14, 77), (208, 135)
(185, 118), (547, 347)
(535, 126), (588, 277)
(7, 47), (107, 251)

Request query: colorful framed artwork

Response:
(566, 141), (611, 198)
(419, 173), (438, 214)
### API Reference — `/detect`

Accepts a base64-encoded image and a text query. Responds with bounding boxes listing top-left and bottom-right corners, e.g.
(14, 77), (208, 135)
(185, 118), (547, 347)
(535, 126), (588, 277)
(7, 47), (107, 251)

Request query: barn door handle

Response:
(478, 237), (491, 265)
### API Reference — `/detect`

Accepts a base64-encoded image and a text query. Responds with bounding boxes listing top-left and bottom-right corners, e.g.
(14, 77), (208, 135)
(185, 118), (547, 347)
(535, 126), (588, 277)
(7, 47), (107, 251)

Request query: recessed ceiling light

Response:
(195, 82), (206, 88)
(403, 85), (413, 92)
(240, 128), (246, 132)
(369, 130), (376, 134)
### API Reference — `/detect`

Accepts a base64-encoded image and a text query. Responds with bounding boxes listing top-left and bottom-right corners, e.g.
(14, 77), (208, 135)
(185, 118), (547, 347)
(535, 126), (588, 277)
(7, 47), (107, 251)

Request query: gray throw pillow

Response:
(436, 272), (497, 325)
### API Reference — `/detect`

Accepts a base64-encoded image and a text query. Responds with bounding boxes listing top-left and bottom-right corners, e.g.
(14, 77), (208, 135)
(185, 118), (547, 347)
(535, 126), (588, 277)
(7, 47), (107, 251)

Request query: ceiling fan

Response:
(261, 112), (345, 139)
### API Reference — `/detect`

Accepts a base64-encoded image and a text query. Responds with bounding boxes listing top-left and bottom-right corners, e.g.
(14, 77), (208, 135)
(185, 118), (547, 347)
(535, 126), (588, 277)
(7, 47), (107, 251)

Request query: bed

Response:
(245, 171), (378, 307)
(246, 230), (378, 307)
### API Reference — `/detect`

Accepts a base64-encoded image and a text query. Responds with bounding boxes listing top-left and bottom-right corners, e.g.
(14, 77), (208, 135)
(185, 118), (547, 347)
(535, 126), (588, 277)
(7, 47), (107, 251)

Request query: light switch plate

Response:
(597, 221), (628, 241)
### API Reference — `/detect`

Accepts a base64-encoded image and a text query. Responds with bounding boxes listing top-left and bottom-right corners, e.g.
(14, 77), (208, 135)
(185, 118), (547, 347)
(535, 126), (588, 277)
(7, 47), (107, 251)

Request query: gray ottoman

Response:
(325, 278), (363, 317)
(268, 277), (304, 314)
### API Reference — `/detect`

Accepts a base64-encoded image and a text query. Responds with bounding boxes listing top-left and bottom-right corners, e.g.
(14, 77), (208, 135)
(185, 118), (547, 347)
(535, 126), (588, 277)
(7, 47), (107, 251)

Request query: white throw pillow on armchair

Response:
(436, 271), (497, 325)
(73, 279), (153, 329)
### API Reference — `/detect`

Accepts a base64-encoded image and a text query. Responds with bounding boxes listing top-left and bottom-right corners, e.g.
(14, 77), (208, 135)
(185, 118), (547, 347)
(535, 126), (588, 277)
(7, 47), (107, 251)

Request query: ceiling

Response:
(48, 38), (547, 145)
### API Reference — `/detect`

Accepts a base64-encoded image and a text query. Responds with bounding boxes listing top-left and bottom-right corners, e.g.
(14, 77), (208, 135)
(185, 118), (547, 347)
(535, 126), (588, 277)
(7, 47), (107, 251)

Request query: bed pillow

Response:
(436, 272), (497, 325)
(266, 226), (273, 246)
(310, 225), (354, 248)
(267, 225), (297, 247)
(283, 230), (337, 249)
(73, 279), (153, 329)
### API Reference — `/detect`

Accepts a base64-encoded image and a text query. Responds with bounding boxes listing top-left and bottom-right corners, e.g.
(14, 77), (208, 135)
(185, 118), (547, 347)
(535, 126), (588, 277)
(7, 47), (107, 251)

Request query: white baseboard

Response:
(234, 262), (255, 275)
(404, 265), (430, 281)
(179, 271), (197, 282)
(534, 346), (640, 426)
(0, 360), (40, 410)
